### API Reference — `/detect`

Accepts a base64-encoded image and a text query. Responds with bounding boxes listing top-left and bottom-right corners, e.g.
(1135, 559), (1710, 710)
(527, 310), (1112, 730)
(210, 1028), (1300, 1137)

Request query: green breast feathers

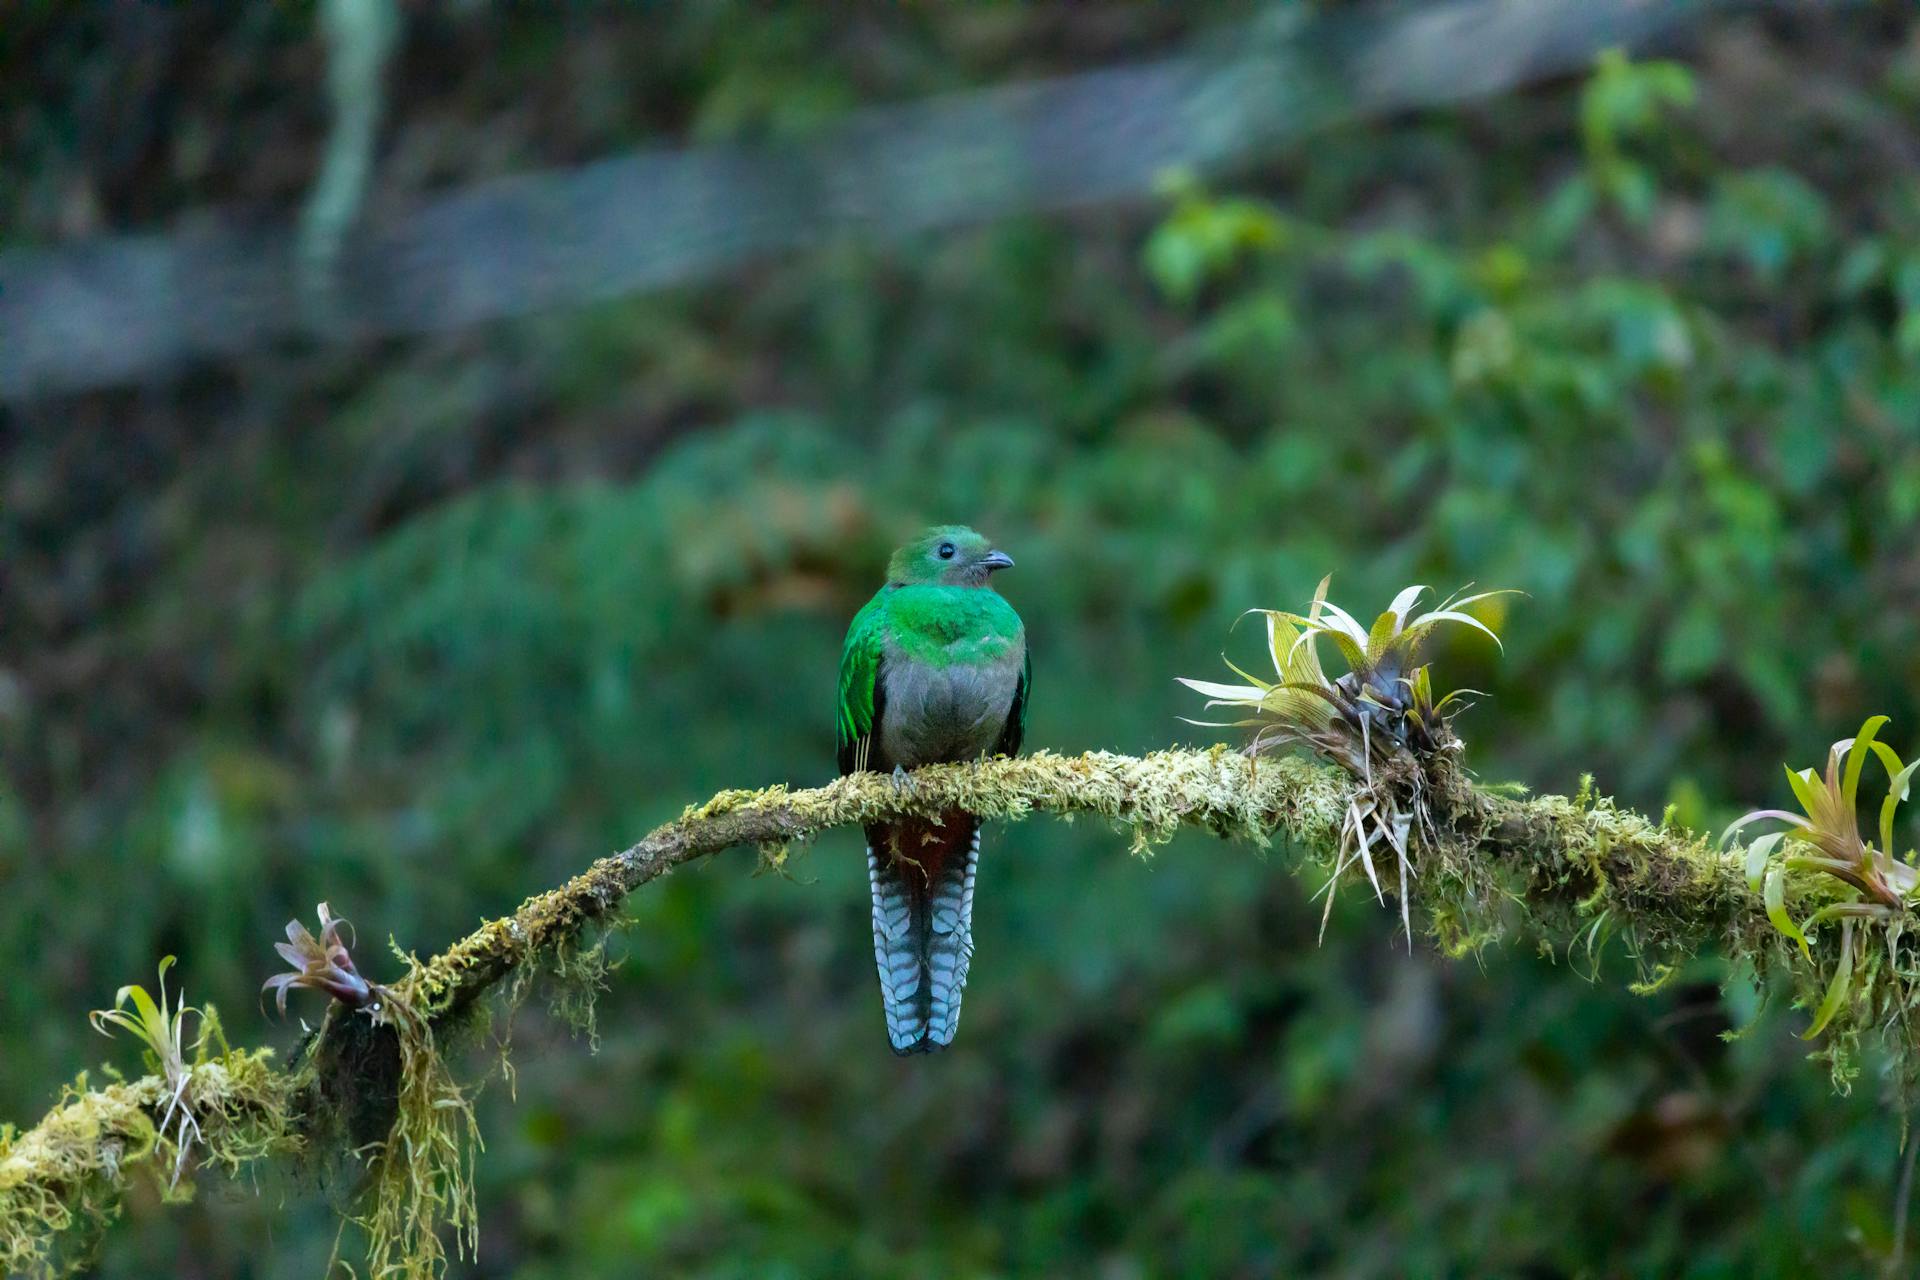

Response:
(836, 584), (1026, 772)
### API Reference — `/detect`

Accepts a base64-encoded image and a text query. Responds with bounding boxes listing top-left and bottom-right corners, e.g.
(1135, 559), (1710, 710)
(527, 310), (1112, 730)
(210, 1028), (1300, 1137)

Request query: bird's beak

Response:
(980, 549), (1015, 572)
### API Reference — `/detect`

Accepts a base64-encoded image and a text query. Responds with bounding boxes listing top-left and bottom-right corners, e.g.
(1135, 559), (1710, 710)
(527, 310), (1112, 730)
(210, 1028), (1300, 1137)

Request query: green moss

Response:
(335, 982), (480, 1280)
(543, 933), (615, 1050)
(0, 1051), (291, 1278)
(6, 745), (1915, 1271)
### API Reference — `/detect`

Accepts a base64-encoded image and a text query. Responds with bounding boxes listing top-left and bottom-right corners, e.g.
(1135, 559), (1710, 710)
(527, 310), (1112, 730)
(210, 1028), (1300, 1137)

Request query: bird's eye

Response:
(937, 542), (956, 560)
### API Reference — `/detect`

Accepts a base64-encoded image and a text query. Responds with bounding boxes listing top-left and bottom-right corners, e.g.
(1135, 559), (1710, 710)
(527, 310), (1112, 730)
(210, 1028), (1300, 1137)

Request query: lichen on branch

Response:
(402, 747), (1351, 1022)
(0, 744), (1904, 1276)
(0, 1050), (293, 1278)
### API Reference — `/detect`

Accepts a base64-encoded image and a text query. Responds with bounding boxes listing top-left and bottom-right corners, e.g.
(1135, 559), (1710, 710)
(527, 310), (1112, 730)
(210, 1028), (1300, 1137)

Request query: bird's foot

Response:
(891, 764), (917, 798)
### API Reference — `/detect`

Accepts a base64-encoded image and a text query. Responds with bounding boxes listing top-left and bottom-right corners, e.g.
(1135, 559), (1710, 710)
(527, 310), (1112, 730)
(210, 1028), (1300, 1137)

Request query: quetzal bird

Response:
(836, 525), (1028, 1054)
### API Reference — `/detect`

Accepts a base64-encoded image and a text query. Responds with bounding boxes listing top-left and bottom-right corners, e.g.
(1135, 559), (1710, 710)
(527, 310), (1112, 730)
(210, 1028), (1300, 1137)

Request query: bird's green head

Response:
(886, 525), (1014, 587)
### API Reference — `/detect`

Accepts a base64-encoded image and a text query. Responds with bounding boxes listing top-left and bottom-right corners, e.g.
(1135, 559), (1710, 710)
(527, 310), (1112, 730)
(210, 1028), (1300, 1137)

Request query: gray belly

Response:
(879, 652), (1021, 768)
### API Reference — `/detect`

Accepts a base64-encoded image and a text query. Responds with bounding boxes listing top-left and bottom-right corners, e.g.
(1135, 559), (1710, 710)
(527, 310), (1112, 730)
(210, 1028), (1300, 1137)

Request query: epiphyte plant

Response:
(262, 901), (383, 1019)
(1722, 715), (1920, 1041)
(89, 956), (208, 1186)
(1182, 577), (1513, 944)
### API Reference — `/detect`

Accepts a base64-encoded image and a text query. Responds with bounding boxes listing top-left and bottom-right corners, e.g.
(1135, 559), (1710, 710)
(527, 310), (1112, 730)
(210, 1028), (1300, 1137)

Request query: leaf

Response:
(1385, 584), (1427, 624)
(1884, 757), (1920, 864)
(1261, 613), (1303, 679)
(1720, 809), (1808, 850)
(1176, 677), (1266, 704)
(1804, 902), (1882, 928)
(1272, 620), (1328, 690)
(1802, 918), (1854, 1040)
(1867, 739), (1905, 796)
(1366, 609), (1401, 659)
(132, 982), (167, 1034)
(1408, 609), (1505, 650)
(1347, 800), (1385, 904)
(1782, 765), (1823, 820)
(1220, 656), (1275, 692)
(1433, 587), (1520, 614)
(1305, 575), (1332, 623)
(1742, 831), (1784, 892)
(1763, 864), (1811, 962)
(1310, 623), (1368, 673)
(1311, 600), (1374, 652)
(1841, 715), (1890, 809)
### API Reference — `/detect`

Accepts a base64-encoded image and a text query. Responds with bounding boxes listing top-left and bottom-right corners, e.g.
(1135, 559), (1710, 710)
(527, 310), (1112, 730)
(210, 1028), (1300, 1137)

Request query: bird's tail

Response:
(866, 810), (980, 1055)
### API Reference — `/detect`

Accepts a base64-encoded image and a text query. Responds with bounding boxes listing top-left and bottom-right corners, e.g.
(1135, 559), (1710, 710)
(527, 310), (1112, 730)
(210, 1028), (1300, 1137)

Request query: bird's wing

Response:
(837, 597), (888, 776)
(992, 644), (1030, 758)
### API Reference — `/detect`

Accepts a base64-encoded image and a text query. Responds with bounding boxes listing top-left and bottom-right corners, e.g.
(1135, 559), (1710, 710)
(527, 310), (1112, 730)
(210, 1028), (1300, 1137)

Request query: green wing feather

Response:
(994, 646), (1031, 758)
(837, 594), (887, 775)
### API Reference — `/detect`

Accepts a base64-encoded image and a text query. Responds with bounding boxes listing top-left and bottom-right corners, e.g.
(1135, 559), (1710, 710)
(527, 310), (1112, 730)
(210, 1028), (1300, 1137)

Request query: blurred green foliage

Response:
(5, 6), (1920, 1277)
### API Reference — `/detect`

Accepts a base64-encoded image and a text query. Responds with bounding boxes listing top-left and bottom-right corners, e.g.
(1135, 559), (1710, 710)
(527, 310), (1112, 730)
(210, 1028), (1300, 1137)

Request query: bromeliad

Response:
(836, 526), (1029, 1054)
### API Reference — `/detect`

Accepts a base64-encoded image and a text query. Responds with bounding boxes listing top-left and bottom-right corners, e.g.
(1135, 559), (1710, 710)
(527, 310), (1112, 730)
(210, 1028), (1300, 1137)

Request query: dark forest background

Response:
(6, 4), (1920, 1276)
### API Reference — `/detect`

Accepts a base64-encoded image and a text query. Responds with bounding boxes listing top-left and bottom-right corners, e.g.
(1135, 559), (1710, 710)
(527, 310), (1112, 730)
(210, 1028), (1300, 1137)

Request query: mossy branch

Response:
(402, 748), (1348, 1021)
(0, 746), (1892, 1275)
(1, 1051), (295, 1278)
